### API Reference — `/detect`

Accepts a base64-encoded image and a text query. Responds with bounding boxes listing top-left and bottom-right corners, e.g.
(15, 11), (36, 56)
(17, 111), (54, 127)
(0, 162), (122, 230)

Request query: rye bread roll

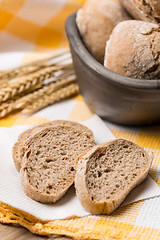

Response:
(104, 20), (160, 79)
(12, 120), (94, 172)
(75, 139), (153, 214)
(76, 0), (130, 63)
(120, 0), (160, 24)
(20, 124), (95, 203)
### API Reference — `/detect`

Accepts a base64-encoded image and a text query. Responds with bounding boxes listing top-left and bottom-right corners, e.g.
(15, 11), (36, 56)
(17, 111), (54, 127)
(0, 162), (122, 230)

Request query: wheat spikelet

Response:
(0, 105), (14, 118)
(0, 99), (16, 118)
(0, 100), (12, 111)
(0, 65), (39, 81)
(0, 84), (40, 112)
(0, 64), (72, 104)
(0, 80), (9, 88)
(0, 90), (35, 118)
(0, 59), (71, 88)
(15, 75), (76, 109)
(0, 50), (70, 81)
(23, 83), (79, 114)
(0, 50), (78, 118)
(0, 75), (76, 118)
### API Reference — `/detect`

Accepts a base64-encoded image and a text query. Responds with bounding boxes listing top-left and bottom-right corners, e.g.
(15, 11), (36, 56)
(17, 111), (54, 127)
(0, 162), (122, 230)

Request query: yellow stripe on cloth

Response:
(13, 115), (49, 126)
(5, 16), (41, 43)
(111, 129), (139, 143)
(0, 0), (26, 14)
(1, 201), (160, 240)
(35, 0), (82, 48)
(35, 28), (63, 48)
(0, 115), (18, 127)
(0, 0), (85, 51)
(0, 10), (13, 30)
(136, 133), (160, 149)
(68, 100), (94, 122)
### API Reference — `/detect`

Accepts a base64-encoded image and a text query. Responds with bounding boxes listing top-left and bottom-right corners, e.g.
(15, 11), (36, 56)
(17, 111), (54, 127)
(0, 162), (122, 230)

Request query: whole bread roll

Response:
(104, 20), (160, 79)
(76, 0), (130, 63)
(120, 0), (160, 23)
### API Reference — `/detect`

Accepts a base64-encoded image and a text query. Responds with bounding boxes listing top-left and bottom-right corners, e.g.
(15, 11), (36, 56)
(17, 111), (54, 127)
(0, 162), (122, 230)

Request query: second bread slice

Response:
(75, 139), (153, 214)
(20, 125), (95, 203)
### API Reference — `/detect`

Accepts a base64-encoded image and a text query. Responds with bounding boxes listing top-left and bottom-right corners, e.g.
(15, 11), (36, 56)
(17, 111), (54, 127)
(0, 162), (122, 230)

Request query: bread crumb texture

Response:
(21, 125), (95, 202)
(86, 139), (150, 202)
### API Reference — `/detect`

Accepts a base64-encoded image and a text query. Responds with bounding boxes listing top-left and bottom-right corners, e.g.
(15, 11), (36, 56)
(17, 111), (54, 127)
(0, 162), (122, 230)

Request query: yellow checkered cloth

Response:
(0, 1), (160, 239)
(0, 0), (85, 51)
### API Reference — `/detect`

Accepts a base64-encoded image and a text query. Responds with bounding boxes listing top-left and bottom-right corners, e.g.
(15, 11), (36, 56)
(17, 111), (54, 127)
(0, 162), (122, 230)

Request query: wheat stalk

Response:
(0, 65), (40, 81)
(0, 51), (79, 118)
(23, 83), (79, 114)
(0, 50), (70, 81)
(0, 101), (15, 118)
(15, 75), (76, 109)
(0, 92), (33, 118)
(0, 75), (76, 118)
(0, 64), (72, 104)
(0, 84), (40, 111)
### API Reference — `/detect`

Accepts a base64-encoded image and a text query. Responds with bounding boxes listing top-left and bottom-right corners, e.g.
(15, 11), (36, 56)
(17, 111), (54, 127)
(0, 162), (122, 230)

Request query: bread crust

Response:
(120, 0), (160, 23)
(13, 120), (94, 172)
(12, 141), (22, 171)
(20, 166), (67, 203)
(20, 124), (95, 203)
(75, 139), (153, 214)
(104, 20), (160, 79)
(76, 0), (130, 63)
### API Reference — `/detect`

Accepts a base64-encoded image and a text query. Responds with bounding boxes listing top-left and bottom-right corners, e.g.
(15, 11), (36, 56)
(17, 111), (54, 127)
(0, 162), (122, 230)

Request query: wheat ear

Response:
(0, 50), (70, 81)
(15, 76), (76, 109)
(0, 75), (76, 118)
(0, 105), (13, 118)
(0, 64), (72, 104)
(23, 83), (79, 114)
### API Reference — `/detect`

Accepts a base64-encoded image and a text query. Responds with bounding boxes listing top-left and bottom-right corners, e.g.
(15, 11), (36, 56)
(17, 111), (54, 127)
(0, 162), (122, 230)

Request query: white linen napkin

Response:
(0, 99), (160, 221)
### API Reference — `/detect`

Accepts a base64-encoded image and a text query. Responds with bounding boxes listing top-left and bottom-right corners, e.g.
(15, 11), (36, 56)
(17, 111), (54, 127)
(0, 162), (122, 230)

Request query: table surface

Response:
(0, 223), (74, 240)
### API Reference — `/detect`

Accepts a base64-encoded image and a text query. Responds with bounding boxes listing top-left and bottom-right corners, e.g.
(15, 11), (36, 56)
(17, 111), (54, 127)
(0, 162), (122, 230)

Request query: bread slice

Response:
(20, 124), (95, 203)
(75, 139), (153, 214)
(12, 120), (94, 172)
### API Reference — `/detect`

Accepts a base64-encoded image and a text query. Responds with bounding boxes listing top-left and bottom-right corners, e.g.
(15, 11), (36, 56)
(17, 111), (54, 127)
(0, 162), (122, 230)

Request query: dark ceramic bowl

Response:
(65, 13), (160, 125)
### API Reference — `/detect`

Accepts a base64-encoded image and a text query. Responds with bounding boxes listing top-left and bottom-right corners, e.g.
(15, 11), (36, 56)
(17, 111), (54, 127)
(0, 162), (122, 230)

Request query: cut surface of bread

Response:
(12, 120), (94, 172)
(75, 139), (153, 214)
(20, 124), (95, 203)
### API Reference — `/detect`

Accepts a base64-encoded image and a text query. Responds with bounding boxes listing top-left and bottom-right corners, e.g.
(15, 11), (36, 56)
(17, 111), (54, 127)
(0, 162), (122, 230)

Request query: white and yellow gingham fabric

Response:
(0, 0), (86, 52)
(0, 1), (160, 239)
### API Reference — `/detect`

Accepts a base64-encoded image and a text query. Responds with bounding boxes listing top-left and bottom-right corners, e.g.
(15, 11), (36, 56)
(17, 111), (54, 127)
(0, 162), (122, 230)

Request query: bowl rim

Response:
(66, 12), (160, 90)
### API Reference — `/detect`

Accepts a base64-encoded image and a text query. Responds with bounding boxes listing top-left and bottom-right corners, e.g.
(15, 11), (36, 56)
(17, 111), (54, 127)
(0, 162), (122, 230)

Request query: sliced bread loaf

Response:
(20, 124), (95, 203)
(75, 139), (153, 214)
(12, 120), (94, 172)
